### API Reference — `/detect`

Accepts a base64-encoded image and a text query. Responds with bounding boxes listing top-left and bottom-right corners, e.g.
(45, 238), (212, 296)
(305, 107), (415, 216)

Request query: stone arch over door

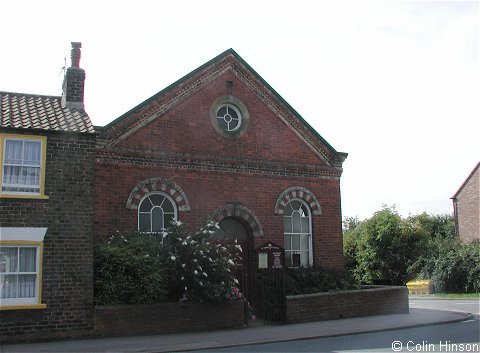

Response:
(126, 177), (190, 212)
(274, 186), (322, 216)
(210, 203), (263, 237)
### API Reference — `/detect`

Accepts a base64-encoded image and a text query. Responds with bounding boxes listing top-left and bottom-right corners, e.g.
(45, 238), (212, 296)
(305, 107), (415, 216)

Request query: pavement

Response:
(1, 300), (475, 353)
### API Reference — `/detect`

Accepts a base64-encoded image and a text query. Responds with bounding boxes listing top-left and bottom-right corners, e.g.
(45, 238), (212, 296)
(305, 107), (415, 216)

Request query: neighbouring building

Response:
(1, 43), (347, 341)
(0, 43), (96, 342)
(452, 162), (480, 242)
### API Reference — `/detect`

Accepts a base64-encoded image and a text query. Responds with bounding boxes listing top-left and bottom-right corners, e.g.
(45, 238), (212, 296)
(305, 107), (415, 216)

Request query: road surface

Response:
(192, 298), (479, 353)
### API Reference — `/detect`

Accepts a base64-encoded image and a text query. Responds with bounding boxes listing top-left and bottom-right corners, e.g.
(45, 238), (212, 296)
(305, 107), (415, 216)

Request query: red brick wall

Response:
(456, 165), (479, 242)
(94, 301), (245, 337)
(286, 286), (409, 324)
(94, 162), (344, 270)
(120, 71), (326, 165)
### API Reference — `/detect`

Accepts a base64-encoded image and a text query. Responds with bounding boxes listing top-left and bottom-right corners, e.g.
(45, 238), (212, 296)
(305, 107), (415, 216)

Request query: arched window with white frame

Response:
(138, 192), (177, 233)
(283, 199), (312, 267)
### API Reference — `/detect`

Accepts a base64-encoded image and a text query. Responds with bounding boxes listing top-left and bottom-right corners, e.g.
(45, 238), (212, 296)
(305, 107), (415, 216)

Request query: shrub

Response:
(253, 266), (356, 322)
(343, 207), (462, 287)
(161, 220), (243, 303)
(94, 232), (169, 305)
(430, 239), (480, 293)
(285, 266), (355, 295)
(346, 205), (417, 285)
(255, 266), (355, 298)
(94, 220), (244, 305)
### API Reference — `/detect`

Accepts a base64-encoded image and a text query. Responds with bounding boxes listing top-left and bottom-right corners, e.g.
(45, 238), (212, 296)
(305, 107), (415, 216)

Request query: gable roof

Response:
(452, 161), (480, 199)
(0, 91), (95, 134)
(99, 49), (347, 165)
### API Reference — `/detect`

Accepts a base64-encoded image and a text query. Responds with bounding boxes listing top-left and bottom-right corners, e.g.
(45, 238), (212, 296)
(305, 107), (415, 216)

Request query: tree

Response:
(343, 207), (480, 293)
(344, 206), (433, 285)
(342, 216), (361, 280)
(353, 205), (411, 284)
(404, 213), (455, 240)
(430, 239), (480, 292)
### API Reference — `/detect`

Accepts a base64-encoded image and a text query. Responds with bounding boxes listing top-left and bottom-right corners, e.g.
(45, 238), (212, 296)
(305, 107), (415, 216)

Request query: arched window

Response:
(138, 192), (177, 233)
(284, 199), (312, 267)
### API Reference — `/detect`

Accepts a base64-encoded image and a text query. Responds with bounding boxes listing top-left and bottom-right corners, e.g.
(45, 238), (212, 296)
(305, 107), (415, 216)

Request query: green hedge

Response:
(94, 232), (169, 305)
(285, 266), (356, 295)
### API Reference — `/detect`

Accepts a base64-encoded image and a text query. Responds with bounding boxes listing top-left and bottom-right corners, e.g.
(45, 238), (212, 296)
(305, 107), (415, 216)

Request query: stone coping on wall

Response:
(286, 285), (409, 324)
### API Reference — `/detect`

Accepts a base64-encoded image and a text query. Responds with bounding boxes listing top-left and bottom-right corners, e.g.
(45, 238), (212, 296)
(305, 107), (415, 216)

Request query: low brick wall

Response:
(286, 285), (409, 324)
(94, 301), (245, 337)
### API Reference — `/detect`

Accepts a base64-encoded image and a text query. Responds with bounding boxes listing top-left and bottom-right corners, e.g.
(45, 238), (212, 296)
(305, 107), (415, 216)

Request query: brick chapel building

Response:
(1, 43), (347, 341)
(94, 48), (348, 291)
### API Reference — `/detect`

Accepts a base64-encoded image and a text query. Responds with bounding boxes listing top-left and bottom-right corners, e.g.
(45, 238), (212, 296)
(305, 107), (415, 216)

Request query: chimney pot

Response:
(62, 42), (85, 110)
(71, 42), (82, 68)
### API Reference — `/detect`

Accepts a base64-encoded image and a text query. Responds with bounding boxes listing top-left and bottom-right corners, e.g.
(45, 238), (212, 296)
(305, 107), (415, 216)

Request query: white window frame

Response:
(138, 192), (178, 233)
(216, 104), (243, 132)
(0, 245), (41, 305)
(210, 95), (250, 138)
(283, 199), (313, 267)
(0, 227), (47, 310)
(0, 134), (48, 199)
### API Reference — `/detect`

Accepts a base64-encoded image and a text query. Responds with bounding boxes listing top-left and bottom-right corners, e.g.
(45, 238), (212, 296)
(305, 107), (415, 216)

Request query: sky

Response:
(1, 0), (478, 220)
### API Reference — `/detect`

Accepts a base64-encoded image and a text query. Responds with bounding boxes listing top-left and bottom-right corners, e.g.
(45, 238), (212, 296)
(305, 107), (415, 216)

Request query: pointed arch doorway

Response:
(213, 217), (254, 302)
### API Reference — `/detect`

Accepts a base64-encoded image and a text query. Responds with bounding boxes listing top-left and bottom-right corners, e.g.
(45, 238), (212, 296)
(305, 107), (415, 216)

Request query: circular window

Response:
(210, 95), (249, 138)
(216, 104), (242, 132)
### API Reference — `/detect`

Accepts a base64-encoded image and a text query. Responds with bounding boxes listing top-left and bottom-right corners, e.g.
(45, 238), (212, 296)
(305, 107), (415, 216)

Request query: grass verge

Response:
(433, 293), (480, 299)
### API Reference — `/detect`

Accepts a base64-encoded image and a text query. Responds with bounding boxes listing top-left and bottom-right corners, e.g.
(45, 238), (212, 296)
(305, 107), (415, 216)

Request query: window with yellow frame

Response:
(0, 133), (48, 199)
(0, 228), (47, 310)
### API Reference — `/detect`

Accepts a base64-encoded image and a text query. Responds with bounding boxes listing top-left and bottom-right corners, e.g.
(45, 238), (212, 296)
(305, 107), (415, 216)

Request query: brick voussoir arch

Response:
(275, 186), (322, 216)
(126, 177), (190, 211)
(211, 203), (263, 237)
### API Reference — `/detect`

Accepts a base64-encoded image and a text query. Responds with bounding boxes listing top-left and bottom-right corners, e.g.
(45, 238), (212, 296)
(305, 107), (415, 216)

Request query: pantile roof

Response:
(0, 91), (95, 133)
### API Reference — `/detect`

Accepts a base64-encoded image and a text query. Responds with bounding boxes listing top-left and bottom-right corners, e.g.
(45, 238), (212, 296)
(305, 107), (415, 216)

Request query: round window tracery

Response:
(216, 104), (242, 132)
(210, 95), (249, 138)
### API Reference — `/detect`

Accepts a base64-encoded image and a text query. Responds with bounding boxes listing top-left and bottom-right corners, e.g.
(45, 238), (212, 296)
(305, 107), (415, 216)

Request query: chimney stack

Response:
(62, 42), (85, 111)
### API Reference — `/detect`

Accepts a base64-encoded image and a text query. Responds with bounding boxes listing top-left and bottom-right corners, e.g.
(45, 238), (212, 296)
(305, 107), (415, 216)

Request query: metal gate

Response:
(256, 269), (286, 324)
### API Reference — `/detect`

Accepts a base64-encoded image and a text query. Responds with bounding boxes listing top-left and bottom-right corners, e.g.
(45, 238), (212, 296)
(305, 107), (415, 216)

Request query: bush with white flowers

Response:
(94, 220), (243, 305)
(164, 220), (243, 303)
